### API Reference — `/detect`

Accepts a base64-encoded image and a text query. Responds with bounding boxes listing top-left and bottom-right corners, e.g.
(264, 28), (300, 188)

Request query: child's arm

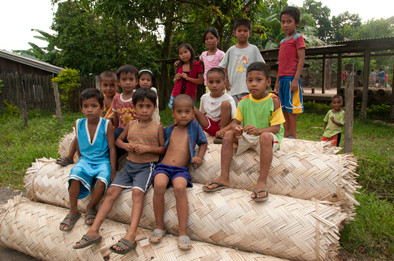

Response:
(106, 121), (117, 181)
(113, 111), (119, 129)
(115, 124), (134, 151)
(173, 73), (182, 84)
(274, 77), (279, 94)
(216, 118), (242, 138)
(133, 124), (166, 155)
(330, 117), (344, 127)
(291, 47), (305, 92)
(182, 73), (204, 85)
(192, 142), (208, 165)
(224, 68), (231, 91)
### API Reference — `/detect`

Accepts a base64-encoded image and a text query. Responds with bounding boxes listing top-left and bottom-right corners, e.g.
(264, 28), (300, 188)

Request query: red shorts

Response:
(202, 116), (221, 136)
(321, 134), (339, 146)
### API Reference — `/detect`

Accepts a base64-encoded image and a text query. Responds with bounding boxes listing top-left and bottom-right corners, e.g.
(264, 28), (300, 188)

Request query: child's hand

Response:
(182, 73), (188, 80)
(274, 82), (279, 94)
(290, 79), (299, 92)
(174, 60), (180, 67)
(244, 125), (259, 135)
(224, 80), (231, 91)
(215, 129), (225, 139)
(234, 125), (244, 139)
(110, 172), (116, 182)
(123, 143), (135, 152)
(192, 156), (202, 165)
(133, 144), (149, 154)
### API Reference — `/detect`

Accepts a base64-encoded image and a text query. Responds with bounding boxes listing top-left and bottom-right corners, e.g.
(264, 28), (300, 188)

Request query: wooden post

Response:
(322, 54), (326, 94)
(52, 81), (63, 124)
(344, 64), (354, 153)
(390, 68), (394, 120)
(19, 74), (28, 127)
(337, 53), (342, 95)
(361, 48), (371, 118)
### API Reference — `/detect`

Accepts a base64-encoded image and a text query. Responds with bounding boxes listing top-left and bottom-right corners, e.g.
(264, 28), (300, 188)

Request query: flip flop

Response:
(59, 212), (81, 231)
(56, 157), (73, 166)
(202, 181), (228, 192)
(213, 137), (223, 144)
(178, 236), (192, 250)
(149, 229), (166, 243)
(252, 190), (269, 202)
(109, 238), (136, 254)
(73, 235), (102, 249)
(85, 209), (97, 225)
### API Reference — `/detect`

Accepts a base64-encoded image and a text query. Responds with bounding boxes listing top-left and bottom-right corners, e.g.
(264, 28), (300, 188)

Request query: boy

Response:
(321, 95), (344, 147)
(149, 94), (208, 250)
(194, 68), (236, 139)
(59, 88), (116, 231)
(73, 88), (165, 254)
(219, 18), (265, 105)
(56, 70), (118, 167)
(274, 6), (305, 139)
(203, 62), (285, 202)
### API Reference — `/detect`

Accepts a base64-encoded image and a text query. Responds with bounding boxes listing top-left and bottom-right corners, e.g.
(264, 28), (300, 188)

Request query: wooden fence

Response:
(0, 73), (96, 113)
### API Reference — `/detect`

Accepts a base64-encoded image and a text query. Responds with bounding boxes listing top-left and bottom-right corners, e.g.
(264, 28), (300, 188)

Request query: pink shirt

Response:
(199, 49), (225, 85)
(171, 61), (203, 100)
(112, 93), (138, 128)
(278, 33), (306, 77)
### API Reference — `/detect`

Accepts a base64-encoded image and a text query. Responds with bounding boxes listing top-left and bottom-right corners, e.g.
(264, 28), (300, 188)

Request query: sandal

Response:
(59, 212), (81, 231)
(56, 157), (73, 166)
(73, 235), (102, 249)
(252, 190), (269, 202)
(202, 181), (228, 192)
(109, 238), (136, 254)
(149, 229), (166, 243)
(85, 209), (97, 225)
(178, 236), (192, 250)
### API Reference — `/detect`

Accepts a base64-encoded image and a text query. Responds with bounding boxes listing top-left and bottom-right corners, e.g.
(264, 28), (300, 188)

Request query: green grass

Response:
(0, 103), (393, 259)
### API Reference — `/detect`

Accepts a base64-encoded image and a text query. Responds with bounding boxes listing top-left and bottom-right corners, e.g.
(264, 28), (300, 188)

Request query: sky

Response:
(0, 0), (392, 52)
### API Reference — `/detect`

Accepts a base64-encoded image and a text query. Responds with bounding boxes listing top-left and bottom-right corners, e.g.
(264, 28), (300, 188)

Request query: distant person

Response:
(354, 70), (362, 87)
(59, 88), (116, 232)
(378, 68), (386, 87)
(219, 18), (265, 105)
(136, 68), (160, 122)
(321, 95), (344, 147)
(274, 6), (305, 139)
(370, 69), (377, 87)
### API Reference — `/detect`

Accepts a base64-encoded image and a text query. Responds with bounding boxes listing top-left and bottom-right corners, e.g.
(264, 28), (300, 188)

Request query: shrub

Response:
(51, 68), (81, 111)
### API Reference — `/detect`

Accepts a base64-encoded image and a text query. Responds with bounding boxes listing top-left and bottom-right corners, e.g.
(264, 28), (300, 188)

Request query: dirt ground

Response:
(0, 187), (37, 261)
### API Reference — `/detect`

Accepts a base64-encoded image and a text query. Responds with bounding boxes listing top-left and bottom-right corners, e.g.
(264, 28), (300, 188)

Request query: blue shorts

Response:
(111, 161), (155, 192)
(69, 158), (111, 199)
(152, 163), (192, 188)
(278, 76), (304, 114)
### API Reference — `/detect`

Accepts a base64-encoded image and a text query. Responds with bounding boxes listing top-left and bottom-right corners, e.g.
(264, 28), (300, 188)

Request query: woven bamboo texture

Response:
(190, 145), (359, 212)
(0, 197), (285, 261)
(24, 159), (348, 260)
(58, 129), (79, 163)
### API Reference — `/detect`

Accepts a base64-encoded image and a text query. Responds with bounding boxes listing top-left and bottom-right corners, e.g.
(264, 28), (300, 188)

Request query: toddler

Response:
(321, 95), (345, 147)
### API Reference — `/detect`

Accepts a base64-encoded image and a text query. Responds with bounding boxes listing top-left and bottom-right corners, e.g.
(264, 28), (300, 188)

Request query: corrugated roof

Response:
(0, 50), (64, 74)
(333, 36), (394, 45)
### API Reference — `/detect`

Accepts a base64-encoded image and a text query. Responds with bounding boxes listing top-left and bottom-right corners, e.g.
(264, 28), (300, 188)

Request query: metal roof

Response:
(0, 50), (64, 74)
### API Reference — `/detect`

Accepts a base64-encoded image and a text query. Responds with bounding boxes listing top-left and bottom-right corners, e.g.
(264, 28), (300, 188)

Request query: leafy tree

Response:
(331, 11), (362, 41)
(51, 68), (81, 111)
(351, 17), (394, 39)
(302, 0), (332, 41)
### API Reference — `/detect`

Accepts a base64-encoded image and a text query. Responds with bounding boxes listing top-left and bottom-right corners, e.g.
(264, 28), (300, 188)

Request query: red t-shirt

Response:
(112, 93), (138, 128)
(278, 33), (306, 77)
(171, 61), (203, 100)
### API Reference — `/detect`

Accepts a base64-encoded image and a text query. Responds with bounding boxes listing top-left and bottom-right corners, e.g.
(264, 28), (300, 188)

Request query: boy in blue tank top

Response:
(59, 88), (116, 231)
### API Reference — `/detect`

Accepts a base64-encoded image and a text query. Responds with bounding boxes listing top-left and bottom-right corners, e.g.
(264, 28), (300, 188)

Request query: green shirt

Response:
(323, 109), (345, 138)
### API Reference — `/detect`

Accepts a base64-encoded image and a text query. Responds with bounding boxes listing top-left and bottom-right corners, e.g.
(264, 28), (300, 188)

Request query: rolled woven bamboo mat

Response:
(0, 197), (285, 261)
(190, 146), (359, 212)
(24, 159), (348, 260)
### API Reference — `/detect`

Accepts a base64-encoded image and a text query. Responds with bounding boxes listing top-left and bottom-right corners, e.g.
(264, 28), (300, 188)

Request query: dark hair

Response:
(177, 43), (195, 70)
(234, 18), (252, 31)
(206, 67), (225, 80)
(99, 70), (117, 82)
(136, 68), (156, 89)
(173, 94), (194, 108)
(203, 27), (219, 43)
(331, 95), (343, 104)
(80, 88), (104, 107)
(246, 62), (270, 79)
(280, 6), (301, 24)
(132, 87), (157, 107)
(116, 64), (138, 79)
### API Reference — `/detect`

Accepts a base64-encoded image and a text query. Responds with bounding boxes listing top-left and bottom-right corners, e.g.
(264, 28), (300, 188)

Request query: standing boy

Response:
(219, 18), (265, 104)
(274, 6), (305, 139)
(59, 88), (116, 231)
(149, 94), (208, 250)
(321, 95), (345, 147)
(203, 62), (285, 202)
(74, 88), (165, 254)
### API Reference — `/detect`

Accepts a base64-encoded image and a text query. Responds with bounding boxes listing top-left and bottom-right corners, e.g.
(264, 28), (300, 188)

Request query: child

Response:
(59, 88), (116, 231)
(219, 18), (265, 105)
(73, 88), (165, 254)
(203, 62), (285, 202)
(56, 70), (117, 166)
(274, 6), (306, 139)
(199, 28), (225, 92)
(149, 94), (208, 250)
(113, 64), (139, 140)
(321, 95), (345, 147)
(136, 68), (160, 122)
(194, 68), (236, 139)
(169, 43), (204, 109)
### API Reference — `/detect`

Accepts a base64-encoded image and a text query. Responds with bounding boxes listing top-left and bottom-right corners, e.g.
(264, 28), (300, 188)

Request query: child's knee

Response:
(220, 100), (231, 110)
(173, 183), (186, 196)
(132, 189), (145, 202)
(105, 186), (121, 200)
(259, 133), (273, 146)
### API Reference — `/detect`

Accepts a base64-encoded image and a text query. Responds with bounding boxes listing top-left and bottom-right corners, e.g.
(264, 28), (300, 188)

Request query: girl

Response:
(137, 69), (160, 121)
(199, 28), (225, 91)
(169, 43), (203, 109)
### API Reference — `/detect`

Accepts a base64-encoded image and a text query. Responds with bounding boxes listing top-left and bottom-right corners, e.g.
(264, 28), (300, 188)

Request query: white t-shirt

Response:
(200, 92), (236, 122)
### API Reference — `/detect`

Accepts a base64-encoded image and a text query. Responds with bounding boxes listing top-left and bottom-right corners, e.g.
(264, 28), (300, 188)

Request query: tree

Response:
(302, 0), (332, 41)
(331, 11), (362, 41)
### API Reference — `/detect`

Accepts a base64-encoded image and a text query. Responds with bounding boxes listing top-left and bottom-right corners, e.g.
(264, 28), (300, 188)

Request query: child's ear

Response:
(266, 77), (271, 86)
